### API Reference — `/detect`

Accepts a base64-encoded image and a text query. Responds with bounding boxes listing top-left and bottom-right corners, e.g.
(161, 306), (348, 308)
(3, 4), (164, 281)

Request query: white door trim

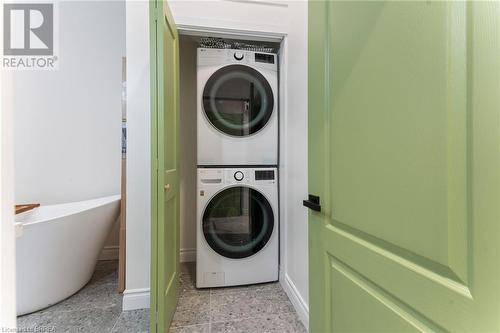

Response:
(177, 23), (286, 43)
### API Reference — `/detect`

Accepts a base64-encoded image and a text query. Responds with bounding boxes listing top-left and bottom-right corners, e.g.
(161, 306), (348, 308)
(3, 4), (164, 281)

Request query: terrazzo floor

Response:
(17, 260), (147, 333)
(172, 263), (306, 333)
(17, 261), (306, 333)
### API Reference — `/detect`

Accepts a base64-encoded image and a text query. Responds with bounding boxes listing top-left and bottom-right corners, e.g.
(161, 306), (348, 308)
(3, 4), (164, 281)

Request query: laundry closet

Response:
(163, 2), (309, 323)
(178, 36), (282, 288)
(125, 0), (309, 326)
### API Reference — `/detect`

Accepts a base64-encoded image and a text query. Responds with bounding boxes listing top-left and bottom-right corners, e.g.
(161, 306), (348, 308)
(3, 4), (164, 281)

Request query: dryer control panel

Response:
(198, 48), (277, 72)
(255, 53), (275, 64)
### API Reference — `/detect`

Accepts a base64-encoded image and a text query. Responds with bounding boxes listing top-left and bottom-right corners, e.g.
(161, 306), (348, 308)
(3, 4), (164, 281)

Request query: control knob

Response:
(234, 51), (244, 61)
(234, 171), (244, 181)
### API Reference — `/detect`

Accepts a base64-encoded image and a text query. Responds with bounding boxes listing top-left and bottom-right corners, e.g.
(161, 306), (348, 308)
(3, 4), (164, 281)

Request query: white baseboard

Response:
(98, 245), (119, 261)
(180, 248), (196, 263)
(281, 273), (309, 331)
(122, 288), (150, 311)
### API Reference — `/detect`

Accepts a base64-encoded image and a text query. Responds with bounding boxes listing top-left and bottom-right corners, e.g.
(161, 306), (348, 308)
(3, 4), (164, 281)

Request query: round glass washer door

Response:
(202, 65), (274, 137)
(202, 186), (274, 259)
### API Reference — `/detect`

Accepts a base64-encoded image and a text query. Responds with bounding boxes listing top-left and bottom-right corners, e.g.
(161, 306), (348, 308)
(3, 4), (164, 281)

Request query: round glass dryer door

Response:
(202, 65), (274, 137)
(202, 186), (274, 259)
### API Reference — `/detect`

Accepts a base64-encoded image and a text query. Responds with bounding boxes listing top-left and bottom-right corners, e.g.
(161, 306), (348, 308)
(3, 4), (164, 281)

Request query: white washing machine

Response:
(197, 48), (278, 166)
(196, 167), (279, 288)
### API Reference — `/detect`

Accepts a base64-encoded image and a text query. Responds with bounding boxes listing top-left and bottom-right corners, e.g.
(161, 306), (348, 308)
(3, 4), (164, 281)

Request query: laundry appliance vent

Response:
(199, 37), (275, 53)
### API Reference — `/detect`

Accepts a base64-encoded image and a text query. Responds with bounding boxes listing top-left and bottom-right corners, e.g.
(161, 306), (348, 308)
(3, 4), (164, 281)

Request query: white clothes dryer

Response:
(197, 48), (278, 166)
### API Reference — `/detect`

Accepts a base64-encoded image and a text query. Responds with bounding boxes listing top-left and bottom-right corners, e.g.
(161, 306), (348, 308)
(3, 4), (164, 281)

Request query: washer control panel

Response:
(199, 168), (277, 186)
(224, 168), (276, 185)
(234, 171), (244, 181)
(255, 170), (275, 180)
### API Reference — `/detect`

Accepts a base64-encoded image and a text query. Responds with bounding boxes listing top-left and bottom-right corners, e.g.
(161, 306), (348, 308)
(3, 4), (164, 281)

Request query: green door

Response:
(308, 1), (500, 332)
(150, 1), (180, 332)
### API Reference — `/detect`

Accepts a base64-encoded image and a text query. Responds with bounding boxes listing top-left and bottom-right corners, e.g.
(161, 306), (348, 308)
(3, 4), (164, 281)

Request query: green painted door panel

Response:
(150, 1), (180, 332)
(308, 1), (500, 332)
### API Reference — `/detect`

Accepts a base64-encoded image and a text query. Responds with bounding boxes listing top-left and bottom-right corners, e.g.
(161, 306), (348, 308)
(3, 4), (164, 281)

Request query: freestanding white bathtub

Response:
(15, 195), (121, 316)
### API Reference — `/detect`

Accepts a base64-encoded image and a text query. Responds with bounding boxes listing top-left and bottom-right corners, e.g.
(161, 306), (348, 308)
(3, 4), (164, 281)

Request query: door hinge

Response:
(155, 311), (158, 324)
(153, 157), (158, 171)
(156, 7), (163, 22)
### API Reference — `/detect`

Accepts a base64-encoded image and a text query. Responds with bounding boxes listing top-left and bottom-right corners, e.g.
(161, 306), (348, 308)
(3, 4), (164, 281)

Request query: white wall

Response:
(125, 0), (309, 325)
(179, 36), (198, 262)
(1, 70), (16, 329)
(123, 0), (151, 311)
(12, 1), (125, 255)
(277, 12), (310, 326)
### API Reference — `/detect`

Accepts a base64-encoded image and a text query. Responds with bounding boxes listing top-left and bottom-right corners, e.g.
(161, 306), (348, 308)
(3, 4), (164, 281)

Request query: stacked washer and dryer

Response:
(196, 48), (279, 288)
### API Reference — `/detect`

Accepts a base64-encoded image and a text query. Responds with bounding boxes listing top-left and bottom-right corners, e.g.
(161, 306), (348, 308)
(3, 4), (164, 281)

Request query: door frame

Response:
(150, 0), (159, 328)
(171, 25), (310, 326)
(149, 0), (158, 328)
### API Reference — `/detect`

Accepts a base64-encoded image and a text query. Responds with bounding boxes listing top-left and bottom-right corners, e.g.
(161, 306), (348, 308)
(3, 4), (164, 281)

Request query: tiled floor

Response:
(171, 263), (306, 333)
(17, 260), (149, 333)
(17, 261), (306, 333)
